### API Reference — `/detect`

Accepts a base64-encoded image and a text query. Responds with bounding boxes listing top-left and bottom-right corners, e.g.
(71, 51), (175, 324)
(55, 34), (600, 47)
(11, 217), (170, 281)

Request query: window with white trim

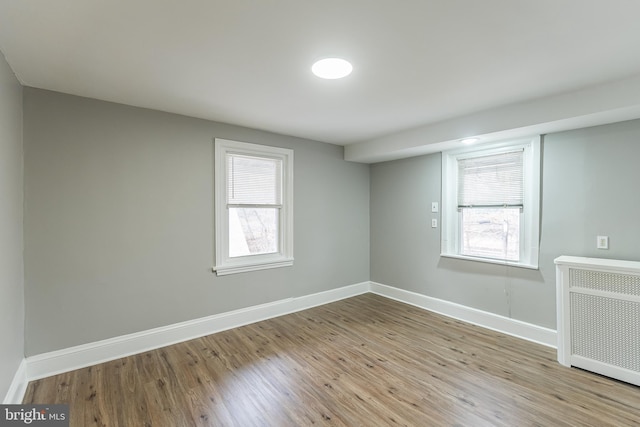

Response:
(441, 137), (541, 268)
(214, 138), (293, 275)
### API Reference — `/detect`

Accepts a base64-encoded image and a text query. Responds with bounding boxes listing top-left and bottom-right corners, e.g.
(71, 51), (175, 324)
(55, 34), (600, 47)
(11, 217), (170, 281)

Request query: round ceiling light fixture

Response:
(460, 137), (479, 145)
(312, 58), (353, 79)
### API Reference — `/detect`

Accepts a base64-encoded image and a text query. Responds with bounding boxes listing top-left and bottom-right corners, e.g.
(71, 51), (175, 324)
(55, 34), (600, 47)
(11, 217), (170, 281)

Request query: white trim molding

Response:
(3, 359), (27, 404)
(16, 280), (557, 400)
(26, 282), (370, 381)
(213, 138), (294, 276)
(370, 282), (557, 348)
(441, 136), (541, 269)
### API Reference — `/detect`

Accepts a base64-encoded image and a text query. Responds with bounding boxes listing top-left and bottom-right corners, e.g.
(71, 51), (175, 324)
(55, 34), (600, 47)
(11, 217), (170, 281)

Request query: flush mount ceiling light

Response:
(460, 137), (479, 145)
(312, 58), (353, 79)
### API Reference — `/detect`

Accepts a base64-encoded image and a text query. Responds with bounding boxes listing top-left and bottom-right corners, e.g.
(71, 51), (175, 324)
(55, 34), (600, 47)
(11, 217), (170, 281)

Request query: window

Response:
(441, 137), (541, 268)
(214, 138), (293, 275)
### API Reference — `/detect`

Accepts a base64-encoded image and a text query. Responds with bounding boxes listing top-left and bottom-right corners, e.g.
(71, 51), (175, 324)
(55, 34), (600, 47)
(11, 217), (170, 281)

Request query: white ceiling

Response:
(1, 1), (640, 162)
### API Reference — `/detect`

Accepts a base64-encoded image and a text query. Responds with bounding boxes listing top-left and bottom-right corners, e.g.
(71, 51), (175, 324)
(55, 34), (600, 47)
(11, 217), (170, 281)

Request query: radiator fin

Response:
(570, 293), (640, 372)
(569, 268), (640, 296)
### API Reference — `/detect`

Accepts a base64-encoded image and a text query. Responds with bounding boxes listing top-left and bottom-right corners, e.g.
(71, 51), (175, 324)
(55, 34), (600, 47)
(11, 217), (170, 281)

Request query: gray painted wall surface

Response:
(22, 86), (640, 357)
(23, 88), (370, 356)
(0, 53), (24, 399)
(371, 119), (640, 329)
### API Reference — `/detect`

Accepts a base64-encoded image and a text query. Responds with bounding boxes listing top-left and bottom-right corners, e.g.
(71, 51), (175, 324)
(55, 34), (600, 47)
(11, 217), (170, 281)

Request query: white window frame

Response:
(214, 138), (294, 275)
(441, 136), (541, 269)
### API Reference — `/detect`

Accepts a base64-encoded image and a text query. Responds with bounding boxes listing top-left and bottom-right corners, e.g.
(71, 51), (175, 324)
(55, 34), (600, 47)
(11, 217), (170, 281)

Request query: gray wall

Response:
(22, 84), (640, 357)
(371, 119), (640, 329)
(23, 88), (370, 356)
(0, 53), (24, 399)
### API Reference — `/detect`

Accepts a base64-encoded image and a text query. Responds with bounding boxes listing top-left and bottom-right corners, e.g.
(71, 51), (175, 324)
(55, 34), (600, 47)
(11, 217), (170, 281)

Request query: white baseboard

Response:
(3, 359), (27, 404)
(22, 280), (556, 392)
(370, 282), (557, 348)
(26, 282), (370, 381)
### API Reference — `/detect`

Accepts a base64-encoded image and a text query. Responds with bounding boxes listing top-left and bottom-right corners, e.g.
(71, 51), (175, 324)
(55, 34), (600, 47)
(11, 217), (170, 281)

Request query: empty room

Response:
(2, 1), (640, 426)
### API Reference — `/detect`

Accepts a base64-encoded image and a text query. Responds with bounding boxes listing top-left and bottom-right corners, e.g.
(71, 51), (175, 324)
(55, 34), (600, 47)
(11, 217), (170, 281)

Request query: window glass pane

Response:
(229, 207), (279, 257)
(461, 207), (520, 261)
(227, 154), (282, 205)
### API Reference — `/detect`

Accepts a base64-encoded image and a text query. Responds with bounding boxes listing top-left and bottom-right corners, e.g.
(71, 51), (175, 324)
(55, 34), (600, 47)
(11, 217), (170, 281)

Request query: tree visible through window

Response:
(229, 207), (278, 257)
(461, 207), (520, 261)
(458, 149), (524, 262)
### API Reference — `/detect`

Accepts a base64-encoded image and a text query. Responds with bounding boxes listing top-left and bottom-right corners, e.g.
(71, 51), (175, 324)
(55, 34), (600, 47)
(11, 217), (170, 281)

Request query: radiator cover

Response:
(555, 256), (640, 386)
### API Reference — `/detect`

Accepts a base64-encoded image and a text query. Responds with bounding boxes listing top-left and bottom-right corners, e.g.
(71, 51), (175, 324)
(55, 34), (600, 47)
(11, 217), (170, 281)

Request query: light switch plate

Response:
(431, 202), (439, 213)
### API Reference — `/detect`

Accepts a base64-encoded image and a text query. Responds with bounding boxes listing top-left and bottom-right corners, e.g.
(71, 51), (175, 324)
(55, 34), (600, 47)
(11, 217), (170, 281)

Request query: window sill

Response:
(440, 253), (538, 270)
(213, 258), (294, 276)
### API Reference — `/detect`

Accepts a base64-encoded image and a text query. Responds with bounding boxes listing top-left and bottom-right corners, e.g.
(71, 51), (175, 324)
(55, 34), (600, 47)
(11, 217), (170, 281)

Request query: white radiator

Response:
(555, 256), (640, 386)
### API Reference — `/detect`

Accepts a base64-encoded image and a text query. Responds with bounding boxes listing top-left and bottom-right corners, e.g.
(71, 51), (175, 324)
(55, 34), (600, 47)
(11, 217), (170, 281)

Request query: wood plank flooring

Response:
(23, 293), (640, 426)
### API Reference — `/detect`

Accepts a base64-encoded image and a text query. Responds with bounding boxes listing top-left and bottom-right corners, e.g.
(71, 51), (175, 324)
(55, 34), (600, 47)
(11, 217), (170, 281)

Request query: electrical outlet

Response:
(597, 235), (609, 249)
(431, 218), (438, 228)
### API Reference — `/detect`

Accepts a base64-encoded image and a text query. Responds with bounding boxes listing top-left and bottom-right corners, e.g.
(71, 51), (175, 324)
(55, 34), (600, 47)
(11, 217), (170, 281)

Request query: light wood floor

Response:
(24, 293), (640, 426)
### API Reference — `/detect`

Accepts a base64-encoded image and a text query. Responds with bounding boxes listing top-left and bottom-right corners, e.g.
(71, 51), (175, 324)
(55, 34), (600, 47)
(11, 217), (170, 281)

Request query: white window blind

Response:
(457, 150), (524, 208)
(227, 154), (282, 206)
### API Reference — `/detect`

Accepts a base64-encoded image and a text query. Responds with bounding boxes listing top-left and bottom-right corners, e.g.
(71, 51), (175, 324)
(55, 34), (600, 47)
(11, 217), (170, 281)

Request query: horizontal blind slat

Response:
(458, 150), (523, 207)
(227, 153), (282, 205)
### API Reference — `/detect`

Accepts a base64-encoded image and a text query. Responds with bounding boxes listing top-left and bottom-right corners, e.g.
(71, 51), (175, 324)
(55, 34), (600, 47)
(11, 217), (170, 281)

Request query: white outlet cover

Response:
(597, 235), (609, 249)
